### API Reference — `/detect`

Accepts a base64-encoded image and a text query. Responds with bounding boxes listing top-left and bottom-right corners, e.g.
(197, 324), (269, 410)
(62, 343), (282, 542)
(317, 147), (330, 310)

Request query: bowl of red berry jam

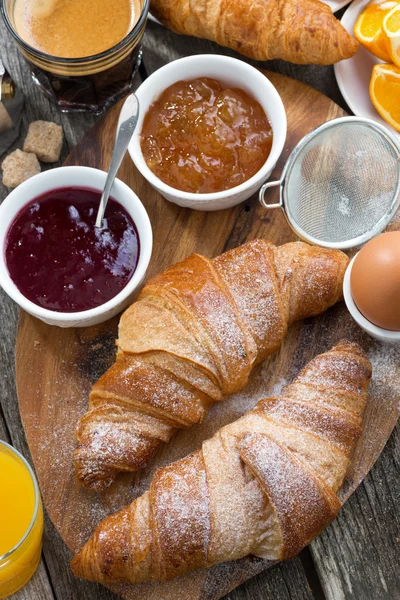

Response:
(0, 166), (152, 327)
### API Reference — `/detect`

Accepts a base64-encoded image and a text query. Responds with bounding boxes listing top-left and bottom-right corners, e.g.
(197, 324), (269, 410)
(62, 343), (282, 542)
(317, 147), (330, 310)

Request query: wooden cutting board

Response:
(15, 72), (400, 600)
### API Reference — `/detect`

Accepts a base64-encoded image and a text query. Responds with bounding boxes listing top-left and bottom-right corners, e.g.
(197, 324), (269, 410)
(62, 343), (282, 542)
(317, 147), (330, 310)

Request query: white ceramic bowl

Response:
(129, 54), (287, 211)
(0, 166), (153, 328)
(343, 255), (400, 344)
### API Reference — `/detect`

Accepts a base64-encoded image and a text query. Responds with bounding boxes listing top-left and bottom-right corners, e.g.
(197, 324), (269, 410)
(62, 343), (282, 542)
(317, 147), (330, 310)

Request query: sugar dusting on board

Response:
(18, 323), (134, 549)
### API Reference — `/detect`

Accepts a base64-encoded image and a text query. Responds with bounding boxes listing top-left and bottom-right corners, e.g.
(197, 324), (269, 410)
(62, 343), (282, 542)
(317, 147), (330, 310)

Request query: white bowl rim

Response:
(343, 254), (400, 340)
(0, 166), (153, 322)
(129, 54), (287, 202)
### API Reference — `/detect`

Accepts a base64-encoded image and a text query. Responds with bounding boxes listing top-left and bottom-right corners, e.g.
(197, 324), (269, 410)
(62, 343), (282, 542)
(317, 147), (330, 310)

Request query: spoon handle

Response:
(95, 94), (140, 228)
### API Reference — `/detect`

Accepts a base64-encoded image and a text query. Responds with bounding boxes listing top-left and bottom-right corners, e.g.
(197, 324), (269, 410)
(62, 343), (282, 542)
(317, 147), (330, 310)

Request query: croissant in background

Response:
(71, 341), (372, 584)
(74, 240), (349, 491)
(150, 0), (358, 65)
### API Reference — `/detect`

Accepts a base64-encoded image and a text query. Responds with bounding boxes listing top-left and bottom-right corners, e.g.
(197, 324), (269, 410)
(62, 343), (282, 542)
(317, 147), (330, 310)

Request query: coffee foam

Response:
(13, 0), (141, 58)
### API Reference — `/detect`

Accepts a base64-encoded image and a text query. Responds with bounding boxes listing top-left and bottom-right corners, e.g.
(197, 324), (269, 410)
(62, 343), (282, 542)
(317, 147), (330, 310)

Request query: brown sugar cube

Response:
(23, 120), (63, 163)
(1, 150), (41, 188)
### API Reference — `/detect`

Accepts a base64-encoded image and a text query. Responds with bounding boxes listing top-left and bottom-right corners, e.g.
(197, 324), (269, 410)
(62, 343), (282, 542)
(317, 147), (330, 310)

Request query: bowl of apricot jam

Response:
(129, 54), (286, 211)
(0, 166), (152, 327)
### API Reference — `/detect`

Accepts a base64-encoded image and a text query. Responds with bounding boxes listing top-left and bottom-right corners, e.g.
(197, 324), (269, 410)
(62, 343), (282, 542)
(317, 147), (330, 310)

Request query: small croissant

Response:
(71, 341), (372, 584)
(150, 0), (359, 65)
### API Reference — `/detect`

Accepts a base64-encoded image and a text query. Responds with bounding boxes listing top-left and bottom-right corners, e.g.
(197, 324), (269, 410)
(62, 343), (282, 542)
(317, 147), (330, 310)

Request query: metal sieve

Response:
(259, 117), (400, 249)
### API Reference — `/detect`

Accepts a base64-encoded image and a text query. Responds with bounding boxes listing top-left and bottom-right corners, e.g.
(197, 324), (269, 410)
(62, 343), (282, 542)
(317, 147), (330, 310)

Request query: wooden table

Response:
(0, 13), (399, 600)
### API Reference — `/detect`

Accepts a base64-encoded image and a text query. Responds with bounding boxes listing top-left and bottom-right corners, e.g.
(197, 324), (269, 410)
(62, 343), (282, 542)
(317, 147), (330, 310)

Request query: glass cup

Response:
(0, 440), (44, 599)
(1, 0), (149, 113)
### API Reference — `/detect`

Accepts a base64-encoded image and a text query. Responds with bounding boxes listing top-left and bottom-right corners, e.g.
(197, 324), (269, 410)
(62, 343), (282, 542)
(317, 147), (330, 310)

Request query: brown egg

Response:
(351, 231), (400, 331)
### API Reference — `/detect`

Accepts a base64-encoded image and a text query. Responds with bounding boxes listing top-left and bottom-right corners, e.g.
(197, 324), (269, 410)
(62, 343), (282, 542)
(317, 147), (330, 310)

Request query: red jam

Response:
(5, 187), (140, 313)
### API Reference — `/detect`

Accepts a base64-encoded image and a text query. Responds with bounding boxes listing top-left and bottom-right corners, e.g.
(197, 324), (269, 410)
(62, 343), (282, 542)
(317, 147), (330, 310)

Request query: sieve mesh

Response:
(283, 121), (400, 245)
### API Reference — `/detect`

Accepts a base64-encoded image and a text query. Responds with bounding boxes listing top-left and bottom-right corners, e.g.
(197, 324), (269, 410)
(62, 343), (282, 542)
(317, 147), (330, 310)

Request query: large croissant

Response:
(150, 0), (358, 65)
(75, 240), (348, 491)
(71, 341), (372, 584)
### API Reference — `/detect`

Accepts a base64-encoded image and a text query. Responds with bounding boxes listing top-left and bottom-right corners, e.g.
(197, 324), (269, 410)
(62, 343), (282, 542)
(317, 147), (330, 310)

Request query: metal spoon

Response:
(95, 93), (140, 229)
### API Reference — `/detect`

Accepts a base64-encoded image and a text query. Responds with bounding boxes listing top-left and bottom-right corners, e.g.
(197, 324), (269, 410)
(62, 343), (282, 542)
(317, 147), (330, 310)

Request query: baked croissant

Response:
(74, 240), (349, 491)
(71, 340), (372, 584)
(150, 0), (358, 65)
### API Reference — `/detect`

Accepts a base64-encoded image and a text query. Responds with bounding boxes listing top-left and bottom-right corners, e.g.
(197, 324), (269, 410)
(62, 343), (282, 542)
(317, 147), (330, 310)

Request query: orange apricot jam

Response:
(140, 77), (273, 194)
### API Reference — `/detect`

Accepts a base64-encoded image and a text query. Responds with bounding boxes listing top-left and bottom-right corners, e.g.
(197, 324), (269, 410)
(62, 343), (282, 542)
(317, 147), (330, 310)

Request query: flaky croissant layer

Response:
(74, 240), (349, 491)
(71, 341), (372, 584)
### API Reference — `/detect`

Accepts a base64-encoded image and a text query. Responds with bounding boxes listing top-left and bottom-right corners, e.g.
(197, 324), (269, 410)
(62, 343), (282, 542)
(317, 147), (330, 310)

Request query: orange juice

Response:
(0, 441), (43, 598)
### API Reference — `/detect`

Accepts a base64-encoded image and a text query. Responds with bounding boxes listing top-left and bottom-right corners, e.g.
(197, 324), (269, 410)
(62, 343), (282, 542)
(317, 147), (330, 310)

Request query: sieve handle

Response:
(259, 180), (283, 209)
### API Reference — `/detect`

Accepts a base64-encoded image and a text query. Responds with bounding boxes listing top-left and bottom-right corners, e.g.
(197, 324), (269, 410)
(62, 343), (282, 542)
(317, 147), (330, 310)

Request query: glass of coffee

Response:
(1, 0), (149, 113)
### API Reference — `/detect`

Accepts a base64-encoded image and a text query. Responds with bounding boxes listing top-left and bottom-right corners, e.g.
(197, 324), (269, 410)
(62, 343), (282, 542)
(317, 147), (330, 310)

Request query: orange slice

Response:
(383, 4), (400, 66)
(370, 63), (400, 131)
(354, 0), (399, 61)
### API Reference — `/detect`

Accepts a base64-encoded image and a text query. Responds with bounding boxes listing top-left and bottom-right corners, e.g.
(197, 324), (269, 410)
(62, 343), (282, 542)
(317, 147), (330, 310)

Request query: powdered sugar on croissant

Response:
(74, 240), (349, 490)
(71, 341), (372, 584)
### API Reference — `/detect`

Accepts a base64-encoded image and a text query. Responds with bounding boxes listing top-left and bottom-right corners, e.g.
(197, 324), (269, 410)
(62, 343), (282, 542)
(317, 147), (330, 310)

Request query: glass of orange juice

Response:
(0, 440), (43, 598)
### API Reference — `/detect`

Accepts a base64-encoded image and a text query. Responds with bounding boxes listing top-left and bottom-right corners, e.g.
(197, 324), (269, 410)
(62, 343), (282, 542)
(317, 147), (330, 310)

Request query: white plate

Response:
(147, 0), (351, 25)
(324, 0), (352, 11)
(334, 0), (400, 136)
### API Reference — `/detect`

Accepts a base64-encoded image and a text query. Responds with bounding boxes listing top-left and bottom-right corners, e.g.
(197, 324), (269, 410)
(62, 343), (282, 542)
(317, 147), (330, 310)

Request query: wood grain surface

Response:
(13, 70), (400, 600)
